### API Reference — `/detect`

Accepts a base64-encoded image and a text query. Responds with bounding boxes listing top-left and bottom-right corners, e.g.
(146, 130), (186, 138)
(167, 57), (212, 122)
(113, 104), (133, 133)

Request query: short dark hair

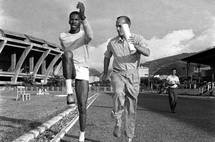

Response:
(172, 68), (177, 71)
(117, 16), (131, 25)
(69, 11), (80, 18)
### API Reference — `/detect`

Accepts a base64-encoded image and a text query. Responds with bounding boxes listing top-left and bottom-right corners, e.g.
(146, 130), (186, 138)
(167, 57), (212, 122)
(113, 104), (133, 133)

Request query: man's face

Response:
(172, 69), (176, 75)
(116, 18), (130, 37)
(69, 14), (81, 31)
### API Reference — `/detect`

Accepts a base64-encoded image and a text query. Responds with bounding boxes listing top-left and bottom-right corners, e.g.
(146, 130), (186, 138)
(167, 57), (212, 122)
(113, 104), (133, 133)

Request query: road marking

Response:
(12, 93), (99, 142)
(50, 93), (99, 142)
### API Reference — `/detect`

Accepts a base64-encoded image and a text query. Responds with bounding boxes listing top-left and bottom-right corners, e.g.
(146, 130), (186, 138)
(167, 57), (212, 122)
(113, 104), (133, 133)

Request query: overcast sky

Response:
(1, 0), (215, 70)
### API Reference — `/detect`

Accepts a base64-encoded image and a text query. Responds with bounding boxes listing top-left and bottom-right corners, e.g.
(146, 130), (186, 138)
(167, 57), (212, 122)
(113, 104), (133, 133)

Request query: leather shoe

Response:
(113, 119), (122, 137)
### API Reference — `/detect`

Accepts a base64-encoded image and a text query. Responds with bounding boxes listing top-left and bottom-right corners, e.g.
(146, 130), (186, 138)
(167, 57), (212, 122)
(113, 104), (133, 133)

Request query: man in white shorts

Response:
(59, 2), (93, 142)
(166, 68), (180, 113)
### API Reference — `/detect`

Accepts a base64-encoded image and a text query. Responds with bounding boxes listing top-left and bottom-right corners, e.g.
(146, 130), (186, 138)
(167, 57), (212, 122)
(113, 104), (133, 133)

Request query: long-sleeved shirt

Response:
(104, 33), (149, 72)
(59, 20), (93, 67)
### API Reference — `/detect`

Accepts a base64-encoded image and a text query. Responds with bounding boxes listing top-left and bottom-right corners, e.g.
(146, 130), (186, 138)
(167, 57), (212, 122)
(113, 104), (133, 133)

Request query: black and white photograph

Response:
(0, 0), (215, 142)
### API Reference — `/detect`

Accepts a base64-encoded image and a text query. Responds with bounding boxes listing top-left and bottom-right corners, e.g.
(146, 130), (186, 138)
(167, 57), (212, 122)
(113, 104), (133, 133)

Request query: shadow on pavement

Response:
(137, 93), (215, 137)
(92, 105), (112, 109)
(62, 134), (101, 142)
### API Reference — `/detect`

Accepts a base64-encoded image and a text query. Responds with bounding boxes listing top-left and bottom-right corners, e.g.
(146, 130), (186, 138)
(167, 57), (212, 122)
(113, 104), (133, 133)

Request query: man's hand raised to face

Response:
(77, 2), (86, 20)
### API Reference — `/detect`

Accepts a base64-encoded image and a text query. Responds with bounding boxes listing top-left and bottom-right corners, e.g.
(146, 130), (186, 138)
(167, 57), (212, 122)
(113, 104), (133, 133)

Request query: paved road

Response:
(62, 93), (215, 142)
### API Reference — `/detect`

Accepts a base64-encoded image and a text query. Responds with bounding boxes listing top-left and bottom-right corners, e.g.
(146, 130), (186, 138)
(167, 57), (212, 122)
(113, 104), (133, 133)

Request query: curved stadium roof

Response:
(0, 29), (63, 85)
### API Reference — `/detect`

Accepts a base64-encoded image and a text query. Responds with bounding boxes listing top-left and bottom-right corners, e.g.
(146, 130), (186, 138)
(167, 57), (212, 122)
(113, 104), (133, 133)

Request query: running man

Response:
(102, 16), (150, 142)
(166, 68), (180, 113)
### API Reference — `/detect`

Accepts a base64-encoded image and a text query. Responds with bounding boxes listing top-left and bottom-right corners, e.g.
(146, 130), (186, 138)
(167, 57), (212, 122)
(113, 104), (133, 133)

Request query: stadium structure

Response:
(0, 29), (63, 85)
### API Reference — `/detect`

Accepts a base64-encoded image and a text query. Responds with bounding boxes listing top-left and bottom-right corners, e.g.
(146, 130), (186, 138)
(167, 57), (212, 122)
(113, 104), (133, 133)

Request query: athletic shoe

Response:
(78, 131), (85, 142)
(127, 138), (132, 142)
(67, 94), (76, 107)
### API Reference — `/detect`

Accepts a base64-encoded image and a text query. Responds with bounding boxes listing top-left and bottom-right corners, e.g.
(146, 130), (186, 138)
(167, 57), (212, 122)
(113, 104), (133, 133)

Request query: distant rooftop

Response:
(182, 46), (215, 66)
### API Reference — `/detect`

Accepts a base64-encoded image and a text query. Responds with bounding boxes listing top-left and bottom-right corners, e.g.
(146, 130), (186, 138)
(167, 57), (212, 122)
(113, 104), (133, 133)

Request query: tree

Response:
(22, 74), (35, 86)
(47, 75), (64, 87)
(89, 68), (101, 76)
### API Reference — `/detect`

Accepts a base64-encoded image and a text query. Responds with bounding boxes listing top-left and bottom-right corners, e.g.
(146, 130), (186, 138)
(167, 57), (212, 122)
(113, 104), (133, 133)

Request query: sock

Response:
(66, 79), (73, 94)
(79, 131), (85, 142)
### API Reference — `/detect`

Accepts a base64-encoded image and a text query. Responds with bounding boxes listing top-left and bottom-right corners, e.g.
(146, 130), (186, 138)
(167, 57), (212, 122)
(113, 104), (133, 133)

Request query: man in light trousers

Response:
(102, 16), (150, 142)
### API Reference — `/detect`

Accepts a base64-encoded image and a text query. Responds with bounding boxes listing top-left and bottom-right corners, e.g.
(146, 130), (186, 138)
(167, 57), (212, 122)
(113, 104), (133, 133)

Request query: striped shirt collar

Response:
(115, 33), (134, 43)
(116, 36), (125, 43)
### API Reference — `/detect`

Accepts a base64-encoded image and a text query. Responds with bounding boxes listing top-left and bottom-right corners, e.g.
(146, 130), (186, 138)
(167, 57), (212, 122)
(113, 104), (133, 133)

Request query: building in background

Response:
(141, 53), (198, 79)
(0, 29), (63, 85)
(139, 66), (149, 78)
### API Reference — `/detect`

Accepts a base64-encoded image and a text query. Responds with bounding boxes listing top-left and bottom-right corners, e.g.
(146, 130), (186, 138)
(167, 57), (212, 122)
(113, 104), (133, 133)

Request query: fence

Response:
(89, 86), (152, 94)
(90, 86), (113, 93)
(25, 86), (63, 92)
(198, 82), (215, 95)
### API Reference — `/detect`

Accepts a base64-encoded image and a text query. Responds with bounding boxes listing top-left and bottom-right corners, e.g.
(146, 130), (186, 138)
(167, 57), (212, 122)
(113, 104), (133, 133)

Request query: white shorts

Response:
(75, 65), (89, 81)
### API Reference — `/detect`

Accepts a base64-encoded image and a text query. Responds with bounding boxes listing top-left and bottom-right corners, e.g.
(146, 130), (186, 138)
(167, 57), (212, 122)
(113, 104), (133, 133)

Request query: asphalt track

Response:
(61, 93), (215, 142)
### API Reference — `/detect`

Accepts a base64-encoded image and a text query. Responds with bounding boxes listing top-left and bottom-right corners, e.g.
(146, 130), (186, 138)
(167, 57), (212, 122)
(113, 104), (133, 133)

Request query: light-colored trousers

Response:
(110, 69), (140, 138)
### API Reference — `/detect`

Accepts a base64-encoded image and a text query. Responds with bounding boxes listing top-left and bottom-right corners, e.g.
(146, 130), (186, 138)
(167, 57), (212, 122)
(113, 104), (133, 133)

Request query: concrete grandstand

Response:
(0, 29), (63, 85)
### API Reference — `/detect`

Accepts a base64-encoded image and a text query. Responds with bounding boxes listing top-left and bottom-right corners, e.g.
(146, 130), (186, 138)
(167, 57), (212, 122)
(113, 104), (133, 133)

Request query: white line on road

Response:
(50, 93), (99, 142)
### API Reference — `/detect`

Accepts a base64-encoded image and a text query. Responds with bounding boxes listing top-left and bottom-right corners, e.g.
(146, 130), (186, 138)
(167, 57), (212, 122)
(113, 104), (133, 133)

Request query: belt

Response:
(113, 68), (138, 75)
